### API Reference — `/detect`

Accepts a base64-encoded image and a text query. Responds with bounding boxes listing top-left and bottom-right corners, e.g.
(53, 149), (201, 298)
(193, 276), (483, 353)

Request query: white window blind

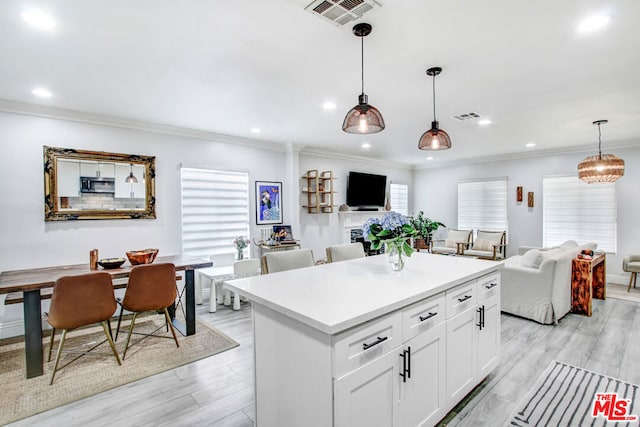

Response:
(390, 183), (409, 216)
(458, 179), (508, 234)
(543, 176), (617, 252)
(181, 168), (250, 257)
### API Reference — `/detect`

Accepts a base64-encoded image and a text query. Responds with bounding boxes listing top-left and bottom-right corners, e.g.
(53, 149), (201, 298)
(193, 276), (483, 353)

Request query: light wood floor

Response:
(9, 296), (640, 427)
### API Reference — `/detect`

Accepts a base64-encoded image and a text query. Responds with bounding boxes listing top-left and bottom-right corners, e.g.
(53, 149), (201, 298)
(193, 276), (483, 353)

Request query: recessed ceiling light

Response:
(32, 88), (52, 98)
(251, 128), (261, 134)
(426, 156), (434, 160)
(478, 119), (492, 126)
(525, 142), (536, 148)
(22, 9), (56, 31)
(577, 14), (610, 33)
(322, 102), (337, 111)
(361, 142), (371, 149)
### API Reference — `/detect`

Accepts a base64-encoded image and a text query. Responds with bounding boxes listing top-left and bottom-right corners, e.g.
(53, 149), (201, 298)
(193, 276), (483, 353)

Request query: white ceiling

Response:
(1, 0), (639, 166)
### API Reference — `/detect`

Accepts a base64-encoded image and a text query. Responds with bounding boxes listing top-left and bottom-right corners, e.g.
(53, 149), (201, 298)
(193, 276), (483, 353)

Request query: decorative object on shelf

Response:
(126, 248), (159, 265)
(528, 192), (534, 208)
(418, 67), (451, 150)
(89, 248), (99, 270)
(384, 192), (391, 211)
(362, 212), (417, 271)
(578, 119), (625, 183)
(409, 211), (445, 250)
(233, 236), (250, 260)
(98, 257), (126, 269)
(339, 203), (349, 212)
(516, 186), (523, 202)
(124, 163), (138, 183)
(342, 23), (385, 134)
(256, 181), (282, 225)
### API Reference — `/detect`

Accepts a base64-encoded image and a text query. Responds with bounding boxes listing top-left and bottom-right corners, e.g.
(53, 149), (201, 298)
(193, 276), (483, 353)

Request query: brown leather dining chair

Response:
(46, 271), (121, 385)
(115, 263), (180, 360)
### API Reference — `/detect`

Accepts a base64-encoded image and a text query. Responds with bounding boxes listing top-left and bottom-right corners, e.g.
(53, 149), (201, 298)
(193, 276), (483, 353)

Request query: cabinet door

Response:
(335, 348), (401, 427)
(477, 293), (500, 379)
(445, 306), (477, 410)
(400, 322), (446, 427)
(57, 159), (80, 197)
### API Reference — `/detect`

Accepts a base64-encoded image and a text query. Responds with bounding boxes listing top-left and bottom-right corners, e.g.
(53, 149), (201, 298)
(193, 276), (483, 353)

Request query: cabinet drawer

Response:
(333, 311), (402, 379)
(445, 281), (477, 319)
(477, 273), (500, 302)
(402, 293), (446, 342)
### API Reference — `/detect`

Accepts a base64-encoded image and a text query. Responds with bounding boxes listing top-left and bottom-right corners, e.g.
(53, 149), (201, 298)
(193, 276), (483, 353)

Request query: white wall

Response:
(298, 153), (413, 260)
(0, 112), (288, 336)
(413, 146), (640, 276)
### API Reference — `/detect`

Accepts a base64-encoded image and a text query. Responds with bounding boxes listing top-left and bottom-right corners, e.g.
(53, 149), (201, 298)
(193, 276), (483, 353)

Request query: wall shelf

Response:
(302, 169), (336, 213)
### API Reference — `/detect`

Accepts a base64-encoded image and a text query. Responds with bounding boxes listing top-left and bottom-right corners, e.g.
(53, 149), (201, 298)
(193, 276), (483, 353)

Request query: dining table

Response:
(0, 254), (212, 379)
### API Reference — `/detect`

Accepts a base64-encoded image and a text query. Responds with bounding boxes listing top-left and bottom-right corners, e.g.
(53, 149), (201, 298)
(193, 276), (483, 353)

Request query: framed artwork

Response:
(256, 181), (282, 225)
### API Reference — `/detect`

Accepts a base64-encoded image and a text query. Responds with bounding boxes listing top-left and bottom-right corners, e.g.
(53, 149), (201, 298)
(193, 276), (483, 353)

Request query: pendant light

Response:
(418, 67), (451, 150)
(342, 23), (385, 134)
(125, 164), (138, 184)
(578, 120), (624, 183)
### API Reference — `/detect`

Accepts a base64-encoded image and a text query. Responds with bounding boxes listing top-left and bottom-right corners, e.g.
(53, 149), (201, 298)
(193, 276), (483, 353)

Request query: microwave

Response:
(80, 176), (115, 194)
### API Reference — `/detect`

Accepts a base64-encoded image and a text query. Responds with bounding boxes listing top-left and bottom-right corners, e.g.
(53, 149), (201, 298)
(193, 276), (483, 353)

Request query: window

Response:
(390, 183), (409, 216)
(457, 179), (508, 234)
(181, 168), (250, 257)
(543, 176), (616, 252)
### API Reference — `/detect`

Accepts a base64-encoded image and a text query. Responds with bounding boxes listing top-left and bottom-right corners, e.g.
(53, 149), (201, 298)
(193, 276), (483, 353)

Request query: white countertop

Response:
(225, 253), (502, 335)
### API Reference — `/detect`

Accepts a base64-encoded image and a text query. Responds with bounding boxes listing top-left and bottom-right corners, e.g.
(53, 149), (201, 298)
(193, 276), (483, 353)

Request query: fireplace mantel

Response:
(337, 210), (390, 244)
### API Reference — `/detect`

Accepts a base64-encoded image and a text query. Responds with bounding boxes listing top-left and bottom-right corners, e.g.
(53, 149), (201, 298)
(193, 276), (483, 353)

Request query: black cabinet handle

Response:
(399, 349), (408, 383)
(363, 336), (388, 350)
(484, 283), (498, 290)
(457, 295), (472, 303)
(407, 346), (411, 379)
(482, 305), (485, 329)
(419, 312), (437, 322)
(477, 306), (485, 330)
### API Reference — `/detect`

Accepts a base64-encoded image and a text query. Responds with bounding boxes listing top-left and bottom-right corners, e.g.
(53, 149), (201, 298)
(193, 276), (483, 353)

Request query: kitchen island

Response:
(225, 252), (502, 427)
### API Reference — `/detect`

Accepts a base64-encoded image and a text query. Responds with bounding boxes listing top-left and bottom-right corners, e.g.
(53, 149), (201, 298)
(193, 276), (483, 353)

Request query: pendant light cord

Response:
(432, 73), (437, 121)
(360, 35), (364, 95)
(597, 122), (602, 159)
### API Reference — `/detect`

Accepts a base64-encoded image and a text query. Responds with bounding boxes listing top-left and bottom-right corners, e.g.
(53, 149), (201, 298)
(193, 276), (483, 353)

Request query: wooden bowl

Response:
(98, 257), (126, 269)
(126, 248), (159, 265)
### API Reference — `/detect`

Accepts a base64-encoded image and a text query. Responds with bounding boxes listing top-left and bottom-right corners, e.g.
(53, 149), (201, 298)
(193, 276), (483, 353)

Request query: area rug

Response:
(0, 316), (238, 425)
(504, 360), (640, 426)
(607, 282), (640, 304)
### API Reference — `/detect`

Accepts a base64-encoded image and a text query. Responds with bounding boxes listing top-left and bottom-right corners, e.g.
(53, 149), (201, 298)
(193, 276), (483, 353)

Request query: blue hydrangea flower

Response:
(362, 217), (381, 241)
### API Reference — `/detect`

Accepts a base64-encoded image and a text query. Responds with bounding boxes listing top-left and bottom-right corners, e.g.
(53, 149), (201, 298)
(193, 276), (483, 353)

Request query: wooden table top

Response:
(0, 255), (212, 294)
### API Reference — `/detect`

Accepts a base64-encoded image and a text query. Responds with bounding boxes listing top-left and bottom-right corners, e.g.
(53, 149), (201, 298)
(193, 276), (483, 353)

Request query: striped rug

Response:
(505, 360), (640, 427)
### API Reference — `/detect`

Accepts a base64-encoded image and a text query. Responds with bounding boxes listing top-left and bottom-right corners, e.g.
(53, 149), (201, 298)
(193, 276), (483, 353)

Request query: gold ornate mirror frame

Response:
(44, 146), (156, 221)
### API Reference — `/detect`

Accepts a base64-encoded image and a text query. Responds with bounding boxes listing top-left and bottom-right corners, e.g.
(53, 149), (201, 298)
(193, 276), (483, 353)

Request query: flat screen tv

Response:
(346, 171), (387, 209)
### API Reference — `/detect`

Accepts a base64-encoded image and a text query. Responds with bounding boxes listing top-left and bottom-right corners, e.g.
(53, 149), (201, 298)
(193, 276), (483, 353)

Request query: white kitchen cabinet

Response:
(334, 348), (401, 427)
(115, 163), (145, 198)
(80, 161), (115, 178)
(445, 305), (478, 409)
(476, 275), (500, 379)
(57, 159), (80, 197)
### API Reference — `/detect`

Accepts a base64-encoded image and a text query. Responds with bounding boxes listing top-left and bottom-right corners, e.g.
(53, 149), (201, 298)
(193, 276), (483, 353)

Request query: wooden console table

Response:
(571, 253), (606, 316)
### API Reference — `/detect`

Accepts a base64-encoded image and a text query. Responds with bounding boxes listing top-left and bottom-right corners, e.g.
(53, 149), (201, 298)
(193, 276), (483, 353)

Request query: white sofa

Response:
(500, 240), (598, 324)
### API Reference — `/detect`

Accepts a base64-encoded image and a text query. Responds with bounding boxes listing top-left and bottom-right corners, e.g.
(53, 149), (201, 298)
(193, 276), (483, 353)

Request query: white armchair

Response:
(430, 229), (473, 255)
(461, 230), (507, 260)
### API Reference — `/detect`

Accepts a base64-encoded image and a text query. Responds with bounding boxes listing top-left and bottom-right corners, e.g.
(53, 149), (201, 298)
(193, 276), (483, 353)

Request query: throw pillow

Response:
(521, 249), (543, 268)
(559, 240), (578, 250)
(472, 238), (493, 251)
(444, 239), (457, 249)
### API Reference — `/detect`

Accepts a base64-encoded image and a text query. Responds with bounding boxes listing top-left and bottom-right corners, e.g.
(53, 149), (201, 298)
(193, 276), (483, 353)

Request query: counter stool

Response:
(623, 255), (640, 292)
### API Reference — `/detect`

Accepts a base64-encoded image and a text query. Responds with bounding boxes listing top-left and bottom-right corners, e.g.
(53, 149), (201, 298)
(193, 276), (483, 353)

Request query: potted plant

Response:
(409, 211), (445, 250)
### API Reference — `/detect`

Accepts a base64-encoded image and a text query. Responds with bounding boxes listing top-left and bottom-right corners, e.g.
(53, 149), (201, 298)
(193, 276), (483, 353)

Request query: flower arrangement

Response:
(362, 212), (417, 270)
(232, 236), (250, 250)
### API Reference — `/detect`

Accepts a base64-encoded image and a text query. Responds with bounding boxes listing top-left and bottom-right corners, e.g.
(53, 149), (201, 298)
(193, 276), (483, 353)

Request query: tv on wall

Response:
(346, 171), (387, 210)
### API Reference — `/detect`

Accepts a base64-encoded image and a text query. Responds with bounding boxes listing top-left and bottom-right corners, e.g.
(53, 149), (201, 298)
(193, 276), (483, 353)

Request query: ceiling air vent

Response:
(306, 0), (382, 27)
(452, 112), (482, 121)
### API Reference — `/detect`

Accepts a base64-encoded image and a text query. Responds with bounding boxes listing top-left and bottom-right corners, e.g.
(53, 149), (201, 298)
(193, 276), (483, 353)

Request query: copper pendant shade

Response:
(342, 23), (385, 134)
(577, 120), (624, 183)
(418, 67), (451, 150)
(125, 163), (138, 183)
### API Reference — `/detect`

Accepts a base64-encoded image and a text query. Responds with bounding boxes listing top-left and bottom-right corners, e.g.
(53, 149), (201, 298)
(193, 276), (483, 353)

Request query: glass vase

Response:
(385, 241), (405, 272)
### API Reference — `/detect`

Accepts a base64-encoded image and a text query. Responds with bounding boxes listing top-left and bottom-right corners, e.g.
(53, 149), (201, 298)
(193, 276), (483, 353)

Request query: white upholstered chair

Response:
(461, 230), (507, 260)
(326, 242), (366, 263)
(430, 229), (473, 255)
(261, 249), (315, 274)
(229, 259), (261, 308)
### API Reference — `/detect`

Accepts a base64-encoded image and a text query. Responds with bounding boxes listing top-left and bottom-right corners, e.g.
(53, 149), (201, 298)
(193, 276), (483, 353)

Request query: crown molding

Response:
(412, 139), (640, 170)
(0, 99), (287, 153)
(300, 147), (412, 170)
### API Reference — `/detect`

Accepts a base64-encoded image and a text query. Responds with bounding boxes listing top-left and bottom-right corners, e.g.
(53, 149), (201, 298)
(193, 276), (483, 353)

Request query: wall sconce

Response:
(528, 192), (534, 208)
